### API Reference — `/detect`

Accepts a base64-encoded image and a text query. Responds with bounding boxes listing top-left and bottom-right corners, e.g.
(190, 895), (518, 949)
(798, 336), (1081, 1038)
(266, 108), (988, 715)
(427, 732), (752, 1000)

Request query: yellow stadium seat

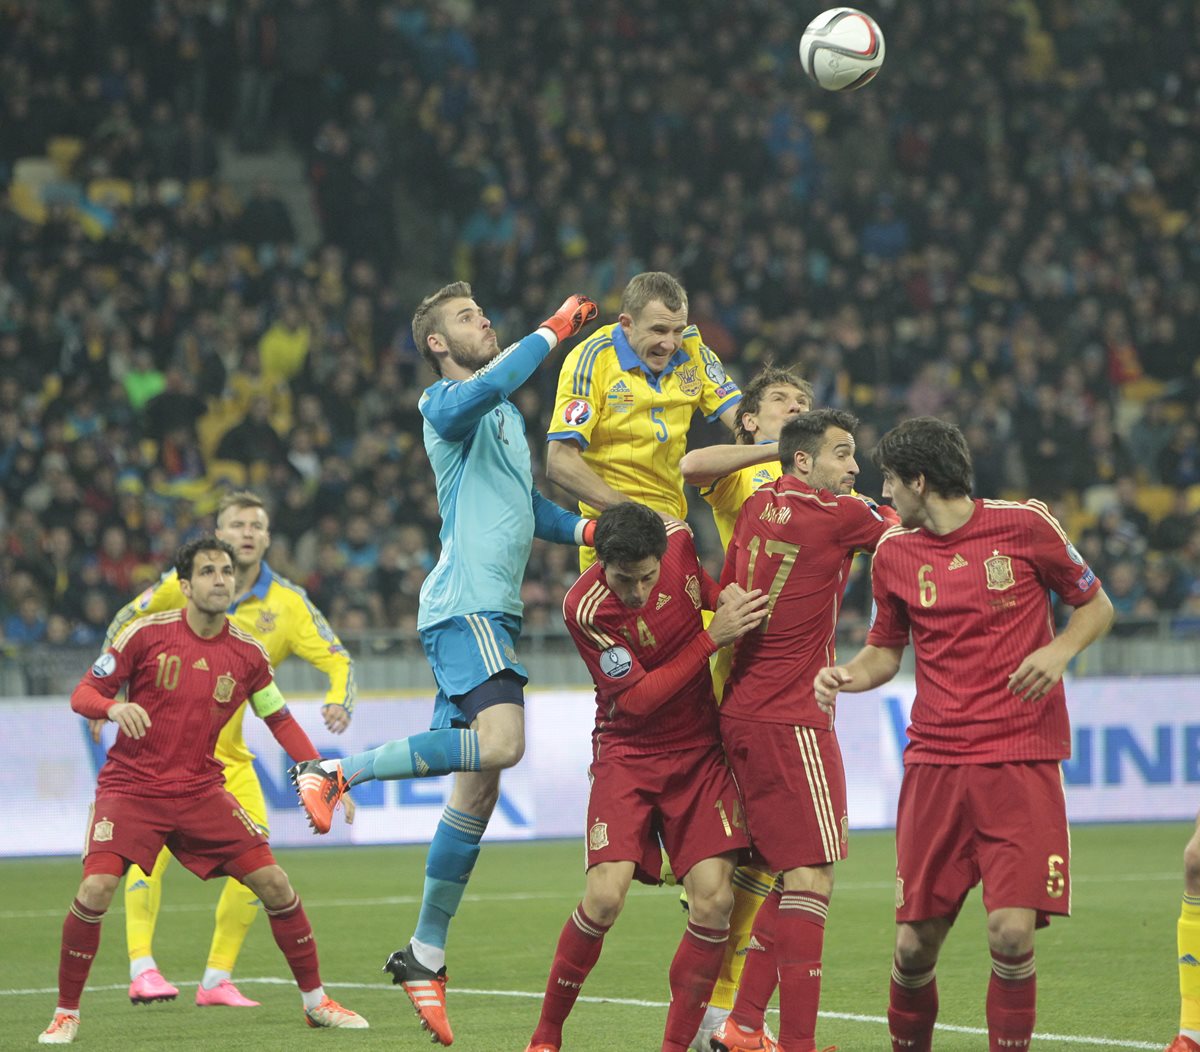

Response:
(1134, 485), (1177, 523)
(47, 136), (84, 177)
(87, 178), (134, 207)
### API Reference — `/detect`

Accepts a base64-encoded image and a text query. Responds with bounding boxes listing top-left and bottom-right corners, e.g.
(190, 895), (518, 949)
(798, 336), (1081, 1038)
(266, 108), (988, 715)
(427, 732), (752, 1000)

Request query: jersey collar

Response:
(612, 323), (688, 390)
(229, 560), (273, 612)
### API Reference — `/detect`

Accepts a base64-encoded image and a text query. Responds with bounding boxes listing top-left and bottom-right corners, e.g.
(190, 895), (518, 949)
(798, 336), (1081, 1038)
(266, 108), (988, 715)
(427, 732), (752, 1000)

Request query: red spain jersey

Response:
(867, 499), (1102, 765)
(563, 523), (722, 756)
(720, 475), (888, 726)
(82, 611), (274, 797)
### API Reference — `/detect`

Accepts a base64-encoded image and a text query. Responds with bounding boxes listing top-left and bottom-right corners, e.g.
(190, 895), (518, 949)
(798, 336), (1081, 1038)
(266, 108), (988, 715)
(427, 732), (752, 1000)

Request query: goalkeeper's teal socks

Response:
(412, 806), (489, 966)
(331, 731), (481, 787)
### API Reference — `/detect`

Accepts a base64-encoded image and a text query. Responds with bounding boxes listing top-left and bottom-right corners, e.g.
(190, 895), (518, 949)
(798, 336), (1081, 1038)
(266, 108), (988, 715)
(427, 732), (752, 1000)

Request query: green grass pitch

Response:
(1, 822), (1183, 1050)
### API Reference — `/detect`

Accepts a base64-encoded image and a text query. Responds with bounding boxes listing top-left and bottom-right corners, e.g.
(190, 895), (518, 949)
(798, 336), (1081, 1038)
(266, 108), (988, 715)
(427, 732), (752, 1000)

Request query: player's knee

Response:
(479, 730), (525, 770)
(1183, 835), (1200, 889)
(78, 873), (120, 912)
(894, 924), (939, 969)
(686, 883), (734, 928)
(245, 864), (293, 909)
(986, 914), (1034, 957)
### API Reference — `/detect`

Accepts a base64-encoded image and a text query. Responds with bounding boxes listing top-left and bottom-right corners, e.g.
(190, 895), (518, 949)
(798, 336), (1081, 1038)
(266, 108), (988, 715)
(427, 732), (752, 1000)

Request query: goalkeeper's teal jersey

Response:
(417, 332), (582, 629)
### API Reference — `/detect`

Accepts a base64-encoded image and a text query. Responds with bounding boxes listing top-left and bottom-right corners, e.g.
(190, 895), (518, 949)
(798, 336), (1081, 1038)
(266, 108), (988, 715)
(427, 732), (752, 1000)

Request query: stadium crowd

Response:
(1, 0), (1199, 660)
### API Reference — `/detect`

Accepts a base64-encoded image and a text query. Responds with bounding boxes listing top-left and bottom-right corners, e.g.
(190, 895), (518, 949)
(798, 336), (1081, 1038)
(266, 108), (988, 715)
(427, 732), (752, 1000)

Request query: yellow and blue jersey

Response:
(701, 454), (784, 552)
(105, 561), (354, 767)
(548, 321), (741, 520)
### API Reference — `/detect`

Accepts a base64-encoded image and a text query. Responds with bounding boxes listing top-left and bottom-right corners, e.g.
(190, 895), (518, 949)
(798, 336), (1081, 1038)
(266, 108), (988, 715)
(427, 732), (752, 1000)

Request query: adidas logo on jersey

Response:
(948, 553), (968, 571)
(655, 593), (671, 610)
(193, 657), (210, 670)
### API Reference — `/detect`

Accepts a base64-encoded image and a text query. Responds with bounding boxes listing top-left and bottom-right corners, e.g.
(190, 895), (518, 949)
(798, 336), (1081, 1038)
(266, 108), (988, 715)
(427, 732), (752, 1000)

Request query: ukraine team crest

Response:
(255, 608), (277, 633)
(675, 365), (702, 396)
(213, 674), (237, 703)
(984, 550), (1015, 591)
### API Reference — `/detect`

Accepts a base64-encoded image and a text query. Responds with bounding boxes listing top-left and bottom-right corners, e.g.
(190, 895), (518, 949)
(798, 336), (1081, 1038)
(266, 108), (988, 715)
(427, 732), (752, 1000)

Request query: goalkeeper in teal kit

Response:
(290, 284), (599, 1046)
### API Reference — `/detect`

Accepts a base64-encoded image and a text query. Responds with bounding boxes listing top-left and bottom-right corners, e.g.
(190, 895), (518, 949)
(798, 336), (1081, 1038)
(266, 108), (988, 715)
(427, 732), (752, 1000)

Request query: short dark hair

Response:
(412, 281), (473, 377)
(594, 503), (668, 566)
(872, 417), (974, 498)
(620, 272), (687, 318)
(736, 367), (815, 444)
(779, 409), (859, 472)
(176, 536), (236, 581)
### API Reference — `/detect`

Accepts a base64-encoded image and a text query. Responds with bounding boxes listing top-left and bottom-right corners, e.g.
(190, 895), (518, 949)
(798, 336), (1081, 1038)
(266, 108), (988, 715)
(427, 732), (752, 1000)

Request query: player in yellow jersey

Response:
(93, 490), (354, 1008)
(678, 366), (813, 1051)
(682, 367), (815, 552)
(546, 271), (743, 570)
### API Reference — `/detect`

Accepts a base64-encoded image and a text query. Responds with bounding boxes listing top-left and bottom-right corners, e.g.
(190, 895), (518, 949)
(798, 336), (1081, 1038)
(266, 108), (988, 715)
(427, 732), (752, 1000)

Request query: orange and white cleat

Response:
(384, 943), (454, 1045)
(709, 1018), (782, 1052)
(524, 1044), (559, 1052)
(304, 995), (369, 1029)
(288, 760), (351, 834)
(128, 968), (179, 1004)
(37, 1013), (80, 1044)
(1165, 1038), (1200, 1052)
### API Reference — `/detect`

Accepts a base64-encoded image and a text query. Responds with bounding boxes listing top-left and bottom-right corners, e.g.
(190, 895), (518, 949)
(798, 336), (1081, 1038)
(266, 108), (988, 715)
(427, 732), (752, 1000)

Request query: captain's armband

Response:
(250, 681), (287, 718)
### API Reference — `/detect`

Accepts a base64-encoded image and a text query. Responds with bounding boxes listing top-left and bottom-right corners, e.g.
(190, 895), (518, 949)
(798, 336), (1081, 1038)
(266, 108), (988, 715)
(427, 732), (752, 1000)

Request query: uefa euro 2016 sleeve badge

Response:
(213, 674), (237, 703)
(984, 550), (1016, 591)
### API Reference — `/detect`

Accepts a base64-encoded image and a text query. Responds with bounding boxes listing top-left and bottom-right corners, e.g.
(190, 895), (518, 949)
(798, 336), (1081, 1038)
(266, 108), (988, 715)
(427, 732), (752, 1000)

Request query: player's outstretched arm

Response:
(1007, 586), (1114, 702)
(531, 485), (596, 546)
(545, 438), (631, 511)
(814, 644), (904, 716)
(680, 441), (780, 487)
(423, 294), (597, 443)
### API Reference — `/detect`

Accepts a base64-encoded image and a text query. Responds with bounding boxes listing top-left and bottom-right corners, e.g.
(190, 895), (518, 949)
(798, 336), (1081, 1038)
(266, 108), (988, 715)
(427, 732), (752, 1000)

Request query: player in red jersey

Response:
(711, 408), (889, 1052)
(524, 502), (768, 1052)
(813, 417), (1114, 1052)
(36, 538), (366, 1046)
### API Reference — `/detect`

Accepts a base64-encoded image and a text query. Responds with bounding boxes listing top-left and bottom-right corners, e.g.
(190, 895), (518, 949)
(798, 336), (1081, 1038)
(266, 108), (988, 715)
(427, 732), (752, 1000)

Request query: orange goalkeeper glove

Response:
(540, 293), (598, 342)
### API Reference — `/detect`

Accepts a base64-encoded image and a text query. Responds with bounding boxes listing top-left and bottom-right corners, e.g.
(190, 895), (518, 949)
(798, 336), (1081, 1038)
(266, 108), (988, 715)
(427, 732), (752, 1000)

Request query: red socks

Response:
(888, 958), (938, 1051)
(529, 904), (611, 1048)
(987, 950), (1036, 1051)
(264, 895), (322, 993)
(776, 890), (829, 1050)
(56, 899), (105, 1012)
(662, 921), (729, 1050)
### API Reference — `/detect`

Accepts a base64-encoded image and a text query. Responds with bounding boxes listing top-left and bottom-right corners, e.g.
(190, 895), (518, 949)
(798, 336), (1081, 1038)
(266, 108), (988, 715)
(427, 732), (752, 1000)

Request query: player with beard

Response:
(712, 409), (890, 1052)
(290, 283), (598, 1046)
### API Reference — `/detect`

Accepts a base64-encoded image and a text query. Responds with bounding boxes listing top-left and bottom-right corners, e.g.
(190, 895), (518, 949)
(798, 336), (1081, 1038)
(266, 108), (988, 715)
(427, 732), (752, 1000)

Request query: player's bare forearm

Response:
(1055, 587), (1115, 656)
(680, 442), (779, 487)
(1008, 587), (1114, 701)
(814, 645), (903, 709)
(545, 440), (629, 511)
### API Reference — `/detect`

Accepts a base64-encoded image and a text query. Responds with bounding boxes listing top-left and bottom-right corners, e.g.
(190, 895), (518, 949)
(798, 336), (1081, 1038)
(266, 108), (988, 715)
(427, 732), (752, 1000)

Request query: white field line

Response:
(0, 977), (1160, 1048)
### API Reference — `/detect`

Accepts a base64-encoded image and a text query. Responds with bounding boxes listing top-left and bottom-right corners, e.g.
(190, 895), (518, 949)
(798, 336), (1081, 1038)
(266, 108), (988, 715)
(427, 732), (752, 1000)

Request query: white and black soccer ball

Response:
(799, 7), (885, 92)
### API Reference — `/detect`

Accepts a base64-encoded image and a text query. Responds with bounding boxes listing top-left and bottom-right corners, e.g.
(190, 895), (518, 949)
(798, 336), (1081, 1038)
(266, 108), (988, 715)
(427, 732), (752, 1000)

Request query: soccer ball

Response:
(799, 8), (885, 92)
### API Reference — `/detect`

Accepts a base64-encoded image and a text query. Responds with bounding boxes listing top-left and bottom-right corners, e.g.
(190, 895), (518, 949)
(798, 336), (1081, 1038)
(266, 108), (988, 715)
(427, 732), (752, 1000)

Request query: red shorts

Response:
(584, 741), (748, 885)
(721, 714), (848, 873)
(82, 788), (276, 881)
(895, 762), (1070, 924)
